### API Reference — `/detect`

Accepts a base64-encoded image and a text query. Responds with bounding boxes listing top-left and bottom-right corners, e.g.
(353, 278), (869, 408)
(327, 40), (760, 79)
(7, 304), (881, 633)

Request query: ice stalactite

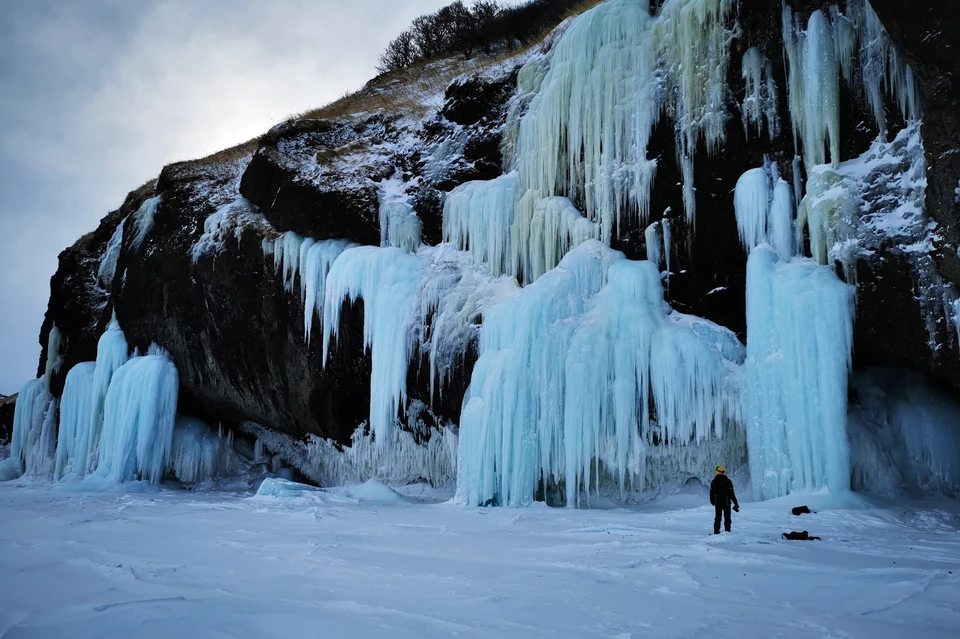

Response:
(734, 164), (796, 257)
(0, 377), (56, 481)
(662, 218), (672, 287)
(53, 362), (96, 481)
(656, 0), (735, 159)
(512, 0), (657, 241)
(783, 8), (841, 170)
(130, 196), (161, 251)
(442, 173), (518, 277)
(745, 246), (855, 501)
(91, 352), (179, 484)
(456, 241), (745, 507)
(782, 1), (920, 177)
(734, 168), (772, 252)
(645, 222), (662, 271)
(323, 247), (424, 444)
(845, 0), (920, 133)
(98, 223), (125, 288)
(741, 47), (779, 140)
(261, 232), (359, 343)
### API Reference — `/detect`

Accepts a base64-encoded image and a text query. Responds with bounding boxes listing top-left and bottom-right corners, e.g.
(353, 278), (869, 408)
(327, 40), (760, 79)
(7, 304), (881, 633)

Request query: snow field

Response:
(0, 485), (957, 639)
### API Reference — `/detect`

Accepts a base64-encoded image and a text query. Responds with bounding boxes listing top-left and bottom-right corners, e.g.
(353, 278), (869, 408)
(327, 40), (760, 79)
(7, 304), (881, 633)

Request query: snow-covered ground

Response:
(1, 484), (958, 638)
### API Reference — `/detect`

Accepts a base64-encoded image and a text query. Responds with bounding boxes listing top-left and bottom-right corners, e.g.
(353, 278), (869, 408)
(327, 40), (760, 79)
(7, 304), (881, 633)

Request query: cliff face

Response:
(35, 0), (960, 477)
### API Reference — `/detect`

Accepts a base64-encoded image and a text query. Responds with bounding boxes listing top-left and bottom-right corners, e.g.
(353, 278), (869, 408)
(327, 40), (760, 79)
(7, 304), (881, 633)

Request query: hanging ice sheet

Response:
(456, 241), (745, 507)
(744, 246), (855, 500)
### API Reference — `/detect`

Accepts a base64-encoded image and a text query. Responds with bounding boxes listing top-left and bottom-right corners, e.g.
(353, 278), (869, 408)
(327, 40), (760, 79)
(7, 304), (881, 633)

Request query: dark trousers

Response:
(714, 502), (731, 533)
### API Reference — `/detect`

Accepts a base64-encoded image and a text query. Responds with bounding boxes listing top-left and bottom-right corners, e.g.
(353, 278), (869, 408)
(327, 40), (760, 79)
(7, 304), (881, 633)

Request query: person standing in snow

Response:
(710, 466), (739, 534)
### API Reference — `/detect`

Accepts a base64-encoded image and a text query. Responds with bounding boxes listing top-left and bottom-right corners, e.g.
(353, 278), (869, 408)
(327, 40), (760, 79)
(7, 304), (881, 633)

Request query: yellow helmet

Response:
(716, 466), (725, 474)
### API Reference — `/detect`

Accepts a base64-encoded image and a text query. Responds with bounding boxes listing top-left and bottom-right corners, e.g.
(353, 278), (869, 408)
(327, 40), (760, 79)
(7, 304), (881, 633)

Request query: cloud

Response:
(0, 0), (469, 393)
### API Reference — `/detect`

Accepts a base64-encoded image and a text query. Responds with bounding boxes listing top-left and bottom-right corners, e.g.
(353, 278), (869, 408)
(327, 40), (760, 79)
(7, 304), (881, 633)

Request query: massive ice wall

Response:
(456, 241), (745, 507)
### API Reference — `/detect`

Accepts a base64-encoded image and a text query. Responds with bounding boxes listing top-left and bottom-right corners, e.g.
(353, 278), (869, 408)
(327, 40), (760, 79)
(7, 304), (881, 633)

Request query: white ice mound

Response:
(255, 477), (322, 498)
(339, 479), (409, 503)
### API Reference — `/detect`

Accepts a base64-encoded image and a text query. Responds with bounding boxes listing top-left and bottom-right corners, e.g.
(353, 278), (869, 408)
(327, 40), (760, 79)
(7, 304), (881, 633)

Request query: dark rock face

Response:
(0, 394), (15, 445)
(871, 0), (960, 286)
(239, 118), (388, 246)
(33, 0), (960, 466)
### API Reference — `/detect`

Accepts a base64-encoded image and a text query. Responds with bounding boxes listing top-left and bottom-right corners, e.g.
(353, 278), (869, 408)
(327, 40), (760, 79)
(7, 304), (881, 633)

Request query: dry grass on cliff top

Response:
(300, 0), (606, 122)
(186, 0), (605, 163)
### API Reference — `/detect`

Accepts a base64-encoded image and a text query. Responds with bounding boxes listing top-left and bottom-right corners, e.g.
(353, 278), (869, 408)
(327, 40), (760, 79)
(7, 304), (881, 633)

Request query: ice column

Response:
(91, 353), (179, 483)
(745, 246), (855, 500)
(644, 222), (662, 270)
(0, 377), (56, 480)
(54, 362), (96, 480)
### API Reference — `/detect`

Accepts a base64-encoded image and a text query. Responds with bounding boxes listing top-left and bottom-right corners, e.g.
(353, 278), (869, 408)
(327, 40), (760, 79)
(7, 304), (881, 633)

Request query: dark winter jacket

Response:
(710, 474), (738, 508)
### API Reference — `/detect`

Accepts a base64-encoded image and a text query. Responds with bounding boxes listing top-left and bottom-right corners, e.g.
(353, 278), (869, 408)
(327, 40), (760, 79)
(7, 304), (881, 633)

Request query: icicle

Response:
(745, 246), (854, 500)
(644, 221), (662, 270)
(98, 223), (125, 288)
(300, 239), (359, 344)
(92, 353), (179, 484)
(190, 197), (259, 263)
(130, 196), (161, 251)
(54, 362), (96, 481)
(734, 165), (796, 258)
(322, 246), (424, 444)
(656, 0), (736, 159)
(662, 218), (672, 287)
(741, 47), (779, 139)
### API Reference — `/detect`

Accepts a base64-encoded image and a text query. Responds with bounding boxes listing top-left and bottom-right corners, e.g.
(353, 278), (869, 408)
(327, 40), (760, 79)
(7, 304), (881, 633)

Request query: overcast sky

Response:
(0, 0), (496, 395)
